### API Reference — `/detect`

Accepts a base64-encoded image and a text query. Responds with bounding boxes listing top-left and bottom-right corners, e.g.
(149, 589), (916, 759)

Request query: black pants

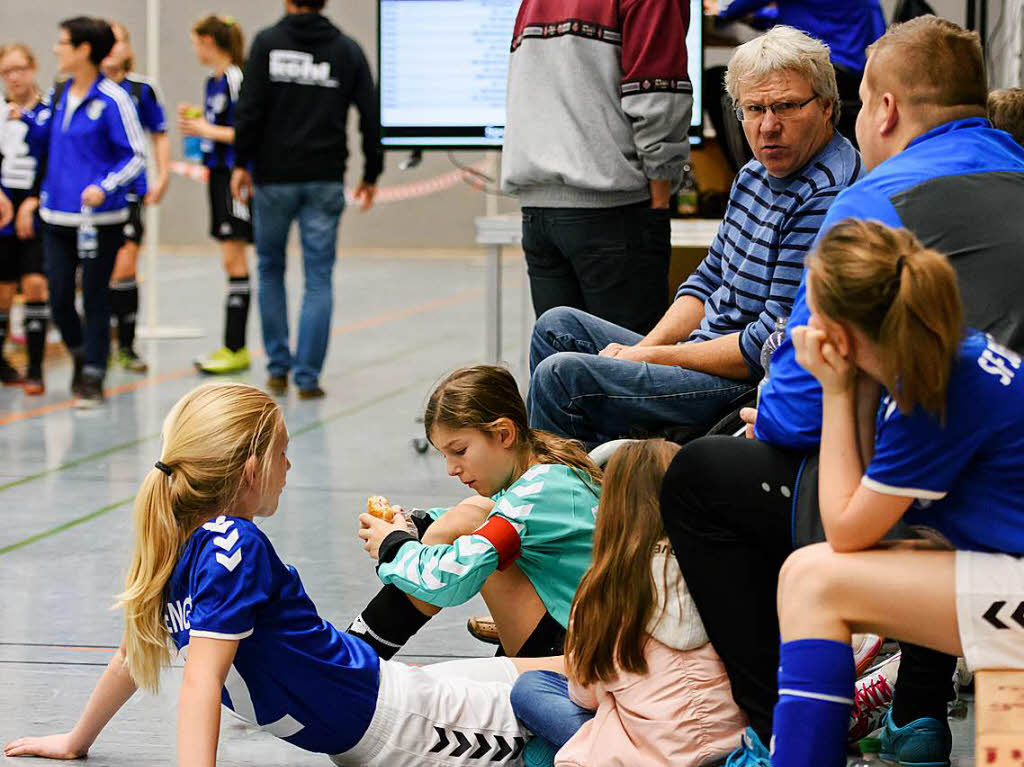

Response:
(522, 202), (671, 335)
(660, 435), (956, 742)
(43, 223), (122, 380)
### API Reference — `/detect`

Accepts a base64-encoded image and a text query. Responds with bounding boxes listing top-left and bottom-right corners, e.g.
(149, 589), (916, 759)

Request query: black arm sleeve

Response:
(351, 45), (384, 185)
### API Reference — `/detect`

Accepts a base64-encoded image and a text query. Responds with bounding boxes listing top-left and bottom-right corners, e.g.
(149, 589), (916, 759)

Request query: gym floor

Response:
(0, 248), (976, 765)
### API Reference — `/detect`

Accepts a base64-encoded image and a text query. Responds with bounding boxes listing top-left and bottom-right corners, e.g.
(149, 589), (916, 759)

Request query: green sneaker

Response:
(195, 347), (250, 375)
(117, 348), (149, 373)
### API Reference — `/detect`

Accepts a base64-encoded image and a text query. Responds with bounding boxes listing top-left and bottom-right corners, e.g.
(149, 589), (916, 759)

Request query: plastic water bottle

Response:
(851, 737), (882, 765)
(756, 316), (788, 404)
(77, 206), (98, 260)
(182, 106), (204, 163)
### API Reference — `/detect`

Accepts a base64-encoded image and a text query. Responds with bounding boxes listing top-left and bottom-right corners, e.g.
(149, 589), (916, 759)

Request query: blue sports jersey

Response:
(756, 118), (1024, 449)
(39, 75), (146, 227)
(0, 99), (50, 237)
(165, 516), (380, 755)
(203, 65), (242, 169)
(118, 74), (167, 199)
(863, 331), (1024, 553)
(719, 0), (885, 72)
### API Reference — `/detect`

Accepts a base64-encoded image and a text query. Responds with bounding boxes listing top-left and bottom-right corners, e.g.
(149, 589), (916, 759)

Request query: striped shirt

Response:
(676, 131), (862, 377)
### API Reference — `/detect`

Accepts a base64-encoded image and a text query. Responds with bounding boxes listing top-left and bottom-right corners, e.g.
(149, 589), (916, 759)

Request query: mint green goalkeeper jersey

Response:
(377, 464), (600, 627)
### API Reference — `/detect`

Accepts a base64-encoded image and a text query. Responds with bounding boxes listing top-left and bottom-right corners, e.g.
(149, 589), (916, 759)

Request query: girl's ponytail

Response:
(808, 219), (964, 417)
(117, 469), (181, 693)
(114, 383), (284, 693)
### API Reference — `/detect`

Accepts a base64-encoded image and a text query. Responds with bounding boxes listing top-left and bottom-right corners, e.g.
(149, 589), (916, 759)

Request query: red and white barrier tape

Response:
(169, 160), (492, 204)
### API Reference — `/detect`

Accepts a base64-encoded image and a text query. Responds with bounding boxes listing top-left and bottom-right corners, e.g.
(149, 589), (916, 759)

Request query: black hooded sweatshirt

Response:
(234, 12), (383, 185)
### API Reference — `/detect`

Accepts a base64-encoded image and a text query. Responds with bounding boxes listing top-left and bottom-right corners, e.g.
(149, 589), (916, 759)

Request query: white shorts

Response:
(956, 550), (1024, 670)
(331, 657), (527, 767)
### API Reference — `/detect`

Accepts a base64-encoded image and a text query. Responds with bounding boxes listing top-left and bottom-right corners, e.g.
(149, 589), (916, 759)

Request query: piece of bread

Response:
(367, 495), (396, 522)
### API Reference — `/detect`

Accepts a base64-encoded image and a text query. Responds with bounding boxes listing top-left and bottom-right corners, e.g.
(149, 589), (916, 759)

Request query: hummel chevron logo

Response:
(982, 600), (1024, 630)
(203, 516), (234, 534)
(430, 727), (524, 762)
(216, 549), (242, 572)
(214, 529), (239, 551)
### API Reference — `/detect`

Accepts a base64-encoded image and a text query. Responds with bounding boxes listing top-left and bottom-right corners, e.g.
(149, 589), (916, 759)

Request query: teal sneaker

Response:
(724, 728), (772, 766)
(878, 709), (951, 766)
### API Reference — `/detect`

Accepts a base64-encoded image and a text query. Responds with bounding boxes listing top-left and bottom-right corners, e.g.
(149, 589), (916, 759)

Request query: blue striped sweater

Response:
(676, 132), (862, 377)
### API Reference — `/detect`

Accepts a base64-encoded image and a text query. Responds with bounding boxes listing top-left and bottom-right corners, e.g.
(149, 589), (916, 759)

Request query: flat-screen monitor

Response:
(379, 0), (703, 149)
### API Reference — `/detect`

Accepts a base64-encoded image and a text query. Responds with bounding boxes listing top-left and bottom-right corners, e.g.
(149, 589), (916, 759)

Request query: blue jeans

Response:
(527, 307), (753, 448)
(511, 671), (594, 766)
(253, 182), (345, 390)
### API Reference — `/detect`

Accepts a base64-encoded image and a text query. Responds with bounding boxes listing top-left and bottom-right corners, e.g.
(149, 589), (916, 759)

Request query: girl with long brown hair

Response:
(352, 364), (601, 660)
(179, 14), (254, 375)
(511, 439), (746, 767)
(4, 382), (559, 766)
(727, 219), (1024, 767)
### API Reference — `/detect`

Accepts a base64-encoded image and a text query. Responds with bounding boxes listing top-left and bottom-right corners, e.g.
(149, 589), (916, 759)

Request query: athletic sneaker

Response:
(849, 651), (900, 742)
(853, 633), (885, 675)
(266, 375), (288, 396)
(877, 709), (951, 767)
(0, 357), (24, 386)
(116, 348), (149, 373)
(467, 615), (501, 646)
(73, 378), (105, 409)
(723, 728), (772, 767)
(22, 377), (45, 396)
(195, 346), (250, 375)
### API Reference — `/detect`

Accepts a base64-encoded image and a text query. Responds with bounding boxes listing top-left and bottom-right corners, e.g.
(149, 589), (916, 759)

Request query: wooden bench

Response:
(977, 670), (1024, 766)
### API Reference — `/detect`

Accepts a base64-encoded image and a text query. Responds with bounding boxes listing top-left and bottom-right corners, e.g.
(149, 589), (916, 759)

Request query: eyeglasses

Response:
(0, 65), (30, 78)
(734, 95), (818, 123)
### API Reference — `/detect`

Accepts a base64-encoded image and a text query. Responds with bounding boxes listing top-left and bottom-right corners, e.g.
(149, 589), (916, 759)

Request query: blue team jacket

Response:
(39, 75), (146, 227)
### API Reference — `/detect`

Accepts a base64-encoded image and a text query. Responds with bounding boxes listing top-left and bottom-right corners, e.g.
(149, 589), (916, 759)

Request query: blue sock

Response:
(771, 638), (855, 767)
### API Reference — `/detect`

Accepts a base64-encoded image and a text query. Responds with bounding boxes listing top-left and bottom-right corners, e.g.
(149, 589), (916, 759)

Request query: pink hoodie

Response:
(555, 542), (747, 767)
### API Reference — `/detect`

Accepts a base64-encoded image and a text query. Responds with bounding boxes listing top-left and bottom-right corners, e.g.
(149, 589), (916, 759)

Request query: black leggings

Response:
(660, 436), (803, 739)
(660, 436), (957, 741)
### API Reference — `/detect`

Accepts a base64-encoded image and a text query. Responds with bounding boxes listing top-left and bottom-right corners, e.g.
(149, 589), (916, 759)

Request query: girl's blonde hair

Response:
(565, 439), (679, 686)
(115, 383), (284, 692)
(192, 14), (245, 67)
(0, 42), (38, 70)
(808, 219), (964, 417)
(424, 365), (601, 488)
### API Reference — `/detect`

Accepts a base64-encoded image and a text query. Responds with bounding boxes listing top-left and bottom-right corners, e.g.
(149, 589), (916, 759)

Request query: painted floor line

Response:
(0, 288), (482, 429)
(0, 333), (459, 497)
(0, 370), (449, 558)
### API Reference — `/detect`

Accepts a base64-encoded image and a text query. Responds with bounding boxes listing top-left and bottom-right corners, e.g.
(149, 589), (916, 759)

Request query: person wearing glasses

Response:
(527, 26), (861, 449)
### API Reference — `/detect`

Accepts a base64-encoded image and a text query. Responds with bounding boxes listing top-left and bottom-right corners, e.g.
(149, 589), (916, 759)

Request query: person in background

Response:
(100, 21), (170, 375)
(988, 87), (1024, 145)
(36, 17), (146, 408)
(180, 14), (254, 376)
(231, 0), (382, 399)
(527, 26), (861, 449)
(709, 0), (886, 146)
(501, 0), (692, 336)
(0, 43), (49, 394)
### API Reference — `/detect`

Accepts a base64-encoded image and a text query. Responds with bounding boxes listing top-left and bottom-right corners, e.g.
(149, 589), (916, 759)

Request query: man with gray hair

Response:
(526, 25), (862, 448)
